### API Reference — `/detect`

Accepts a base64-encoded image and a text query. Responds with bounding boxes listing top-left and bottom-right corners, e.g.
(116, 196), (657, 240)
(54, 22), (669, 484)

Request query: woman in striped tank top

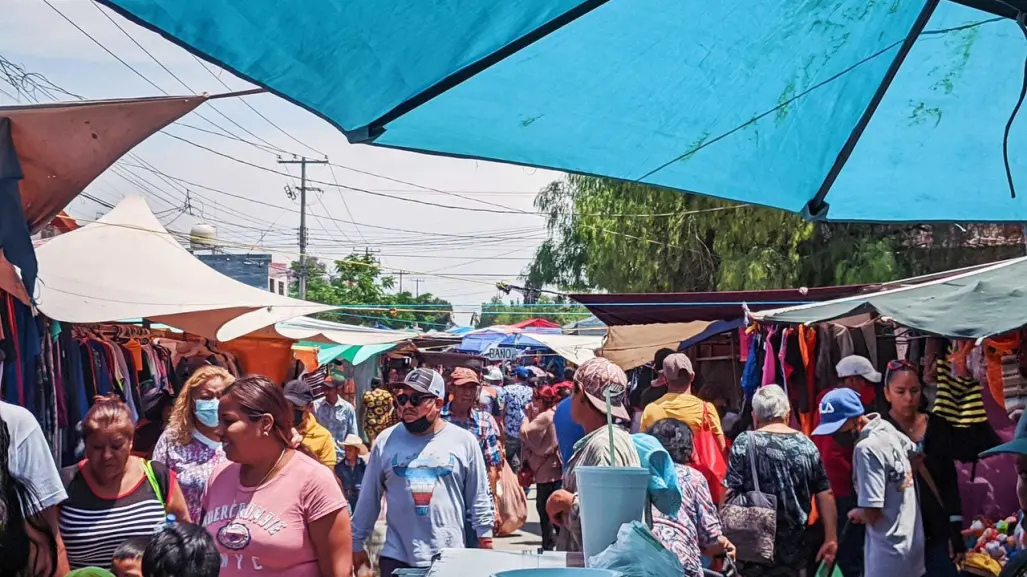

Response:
(58, 396), (190, 570)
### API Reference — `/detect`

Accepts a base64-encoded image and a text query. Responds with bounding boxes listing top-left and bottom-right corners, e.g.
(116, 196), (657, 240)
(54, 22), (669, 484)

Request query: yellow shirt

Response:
(640, 392), (723, 436)
(298, 413), (338, 468)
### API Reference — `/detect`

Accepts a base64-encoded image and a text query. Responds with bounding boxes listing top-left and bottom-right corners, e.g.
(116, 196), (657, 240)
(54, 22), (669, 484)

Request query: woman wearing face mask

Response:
(152, 366), (234, 523)
(202, 375), (352, 577)
(882, 360), (965, 577)
(351, 369), (495, 577)
(59, 396), (190, 570)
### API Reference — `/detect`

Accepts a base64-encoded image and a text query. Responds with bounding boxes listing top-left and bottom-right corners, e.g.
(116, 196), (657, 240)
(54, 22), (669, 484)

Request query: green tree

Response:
(526, 175), (1021, 293)
(290, 253), (453, 330)
(475, 294), (589, 329)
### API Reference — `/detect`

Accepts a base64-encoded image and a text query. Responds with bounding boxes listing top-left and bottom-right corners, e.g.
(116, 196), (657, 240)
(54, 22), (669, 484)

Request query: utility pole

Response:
(278, 156), (327, 299)
(412, 278), (425, 298)
(397, 271), (405, 293)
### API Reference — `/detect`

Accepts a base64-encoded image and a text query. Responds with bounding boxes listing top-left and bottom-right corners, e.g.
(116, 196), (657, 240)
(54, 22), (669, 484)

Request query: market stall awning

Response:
(600, 321), (714, 370)
(3, 96), (211, 232)
(297, 341), (398, 367)
(99, 0), (1027, 222)
(258, 316), (416, 346)
(752, 258), (1027, 339)
(30, 196), (338, 341)
(523, 333), (602, 366)
(571, 285), (869, 326)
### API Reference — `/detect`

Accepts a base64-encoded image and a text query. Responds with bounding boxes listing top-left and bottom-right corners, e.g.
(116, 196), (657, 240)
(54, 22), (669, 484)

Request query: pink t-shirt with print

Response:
(201, 451), (347, 577)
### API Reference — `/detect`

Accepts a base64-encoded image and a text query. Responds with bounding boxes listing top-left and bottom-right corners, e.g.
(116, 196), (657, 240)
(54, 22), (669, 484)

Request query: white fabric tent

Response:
(251, 316), (418, 346)
(34, 196), (338, 341)
(524, 333), (603, 366)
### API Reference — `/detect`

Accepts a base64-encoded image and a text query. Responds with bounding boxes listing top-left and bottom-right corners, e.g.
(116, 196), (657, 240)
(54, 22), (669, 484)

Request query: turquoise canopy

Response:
(99, 0), (1027, 221)
(752, 258), (1027, 339)
(298, 341), (396, 367)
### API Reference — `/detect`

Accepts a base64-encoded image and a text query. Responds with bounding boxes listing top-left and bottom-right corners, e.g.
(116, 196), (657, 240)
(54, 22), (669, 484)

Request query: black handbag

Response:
(719, 432), (778, 564)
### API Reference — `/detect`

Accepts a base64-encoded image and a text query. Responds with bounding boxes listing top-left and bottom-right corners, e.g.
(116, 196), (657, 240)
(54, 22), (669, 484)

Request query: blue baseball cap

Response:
(812, 388), (865, 436)
(514, 367), (532, 379)
(980, 412), (1027, 457)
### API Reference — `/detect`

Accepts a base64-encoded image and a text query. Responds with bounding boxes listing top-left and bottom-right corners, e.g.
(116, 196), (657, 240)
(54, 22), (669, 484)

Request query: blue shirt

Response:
(554, 397), (585, 464)
(335, 458), (366, 512)
(500, 384), (534, 440)
(314, 396), (358, 457)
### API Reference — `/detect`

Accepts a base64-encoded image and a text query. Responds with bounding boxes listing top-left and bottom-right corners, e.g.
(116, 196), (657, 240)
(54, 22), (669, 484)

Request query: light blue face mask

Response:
(194, 398), (220, 428)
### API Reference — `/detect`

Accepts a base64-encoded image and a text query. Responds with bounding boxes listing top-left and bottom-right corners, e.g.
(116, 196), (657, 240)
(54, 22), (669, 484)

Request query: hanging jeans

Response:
(536, 480), (562, 551)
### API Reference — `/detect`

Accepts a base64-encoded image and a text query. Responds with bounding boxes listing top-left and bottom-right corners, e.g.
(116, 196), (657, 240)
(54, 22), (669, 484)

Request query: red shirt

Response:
(813, 383), (870, 496)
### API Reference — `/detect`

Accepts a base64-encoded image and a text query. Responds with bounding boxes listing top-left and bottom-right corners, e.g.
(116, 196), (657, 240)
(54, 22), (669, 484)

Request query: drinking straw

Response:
(603, 384), (625, 463)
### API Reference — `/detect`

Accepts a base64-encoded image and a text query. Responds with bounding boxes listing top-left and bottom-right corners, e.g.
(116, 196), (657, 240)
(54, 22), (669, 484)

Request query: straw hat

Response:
(341, 434), (369, 455)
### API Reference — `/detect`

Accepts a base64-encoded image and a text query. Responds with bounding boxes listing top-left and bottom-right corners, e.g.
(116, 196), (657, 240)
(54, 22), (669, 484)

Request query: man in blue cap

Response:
(813, 388), (925, 577)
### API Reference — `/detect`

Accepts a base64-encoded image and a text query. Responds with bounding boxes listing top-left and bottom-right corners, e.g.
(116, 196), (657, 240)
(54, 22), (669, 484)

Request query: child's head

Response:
(142, 522), (220, 577)
(112, 537), (149, 577)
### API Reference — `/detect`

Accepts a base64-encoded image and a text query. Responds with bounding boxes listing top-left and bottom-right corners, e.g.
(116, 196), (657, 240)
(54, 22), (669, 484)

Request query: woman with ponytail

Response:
(59, 395), (190, 570)
(0, 400), (68, 576)
(201, 375), (352, 577)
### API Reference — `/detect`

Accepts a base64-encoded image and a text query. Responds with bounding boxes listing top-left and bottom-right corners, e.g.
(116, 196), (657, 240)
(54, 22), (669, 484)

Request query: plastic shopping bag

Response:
(494, 460), (527, 536)
(588, 521), (684, 577)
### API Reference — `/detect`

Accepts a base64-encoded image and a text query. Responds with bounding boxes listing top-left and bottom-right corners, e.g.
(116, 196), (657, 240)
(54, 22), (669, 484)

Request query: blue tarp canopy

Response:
(99, 0), (1027, 222)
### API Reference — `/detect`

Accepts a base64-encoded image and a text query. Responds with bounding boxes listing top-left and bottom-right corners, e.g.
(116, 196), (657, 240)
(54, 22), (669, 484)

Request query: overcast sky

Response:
(1, 0), (564, 326)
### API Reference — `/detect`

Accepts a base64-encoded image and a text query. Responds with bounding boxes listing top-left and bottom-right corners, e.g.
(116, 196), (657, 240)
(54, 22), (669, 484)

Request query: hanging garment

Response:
(740, 333), (762, 401)
(934, 344), (1001, 461)
(761, 328), (778, 386)
(983, 334), (1026, 419)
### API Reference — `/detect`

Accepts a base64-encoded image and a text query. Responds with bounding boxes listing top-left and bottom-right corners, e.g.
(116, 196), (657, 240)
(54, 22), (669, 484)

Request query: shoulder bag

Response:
(720, 432), (777, 564)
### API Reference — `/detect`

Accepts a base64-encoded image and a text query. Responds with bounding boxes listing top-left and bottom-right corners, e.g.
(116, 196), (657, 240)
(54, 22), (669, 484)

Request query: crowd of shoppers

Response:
(4, 345), (1019, 577)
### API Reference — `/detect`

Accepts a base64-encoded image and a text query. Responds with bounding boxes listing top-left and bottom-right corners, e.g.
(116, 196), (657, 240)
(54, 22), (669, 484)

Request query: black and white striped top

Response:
(59, 460), (173, 569)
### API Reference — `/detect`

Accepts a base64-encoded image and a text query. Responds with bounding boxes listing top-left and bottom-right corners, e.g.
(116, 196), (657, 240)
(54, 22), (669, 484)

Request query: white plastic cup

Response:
(575, 466), (650, 564)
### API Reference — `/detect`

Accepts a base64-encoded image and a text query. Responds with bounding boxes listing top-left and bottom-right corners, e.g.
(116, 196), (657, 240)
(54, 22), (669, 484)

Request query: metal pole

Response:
(278, 156), (327, 300)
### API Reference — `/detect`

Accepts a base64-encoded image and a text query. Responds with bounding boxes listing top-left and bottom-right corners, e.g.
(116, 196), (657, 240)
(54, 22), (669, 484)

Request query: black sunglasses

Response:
(395, 393), (434, 407)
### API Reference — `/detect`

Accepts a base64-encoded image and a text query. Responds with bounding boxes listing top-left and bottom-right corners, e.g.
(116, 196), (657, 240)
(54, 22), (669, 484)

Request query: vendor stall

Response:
(750, 258), (1027, 566)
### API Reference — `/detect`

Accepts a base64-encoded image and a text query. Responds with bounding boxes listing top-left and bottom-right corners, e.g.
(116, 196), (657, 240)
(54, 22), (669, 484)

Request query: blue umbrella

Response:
(99, 0), (1027, 221)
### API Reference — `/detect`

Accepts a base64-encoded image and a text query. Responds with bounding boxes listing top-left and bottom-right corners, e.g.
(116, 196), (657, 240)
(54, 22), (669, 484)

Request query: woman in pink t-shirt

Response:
(202, 375), (352, 577)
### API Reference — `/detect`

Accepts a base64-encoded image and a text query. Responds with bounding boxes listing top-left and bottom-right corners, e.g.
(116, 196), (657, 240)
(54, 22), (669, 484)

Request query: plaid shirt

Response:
(441, 406), (504, 468)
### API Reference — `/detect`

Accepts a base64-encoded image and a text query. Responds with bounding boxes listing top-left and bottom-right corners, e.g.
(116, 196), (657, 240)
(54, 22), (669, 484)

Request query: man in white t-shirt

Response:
(1, 401), (69, 572)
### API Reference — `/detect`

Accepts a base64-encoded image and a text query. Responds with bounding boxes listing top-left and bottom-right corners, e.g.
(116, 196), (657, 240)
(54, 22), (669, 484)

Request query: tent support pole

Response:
(803, 0), (940, 220)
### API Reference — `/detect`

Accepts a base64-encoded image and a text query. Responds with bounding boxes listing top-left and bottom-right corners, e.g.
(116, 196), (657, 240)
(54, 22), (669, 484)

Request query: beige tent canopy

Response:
(33, 196), (338, 341)
(600, 321), (714, 370)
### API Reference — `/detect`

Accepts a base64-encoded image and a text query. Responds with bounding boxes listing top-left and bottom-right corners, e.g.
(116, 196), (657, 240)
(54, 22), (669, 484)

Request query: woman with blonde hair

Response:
(59, 396), (189, 570)
(152, 366), (234, 522)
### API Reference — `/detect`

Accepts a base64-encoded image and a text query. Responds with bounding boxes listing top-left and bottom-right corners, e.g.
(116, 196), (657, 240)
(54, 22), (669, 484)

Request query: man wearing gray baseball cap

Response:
(350, 368), (496, 577)
(640, 352), (725, 450)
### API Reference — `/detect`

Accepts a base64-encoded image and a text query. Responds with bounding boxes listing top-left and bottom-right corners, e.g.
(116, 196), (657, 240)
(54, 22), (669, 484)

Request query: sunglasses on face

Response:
(395, 393), (434, 407)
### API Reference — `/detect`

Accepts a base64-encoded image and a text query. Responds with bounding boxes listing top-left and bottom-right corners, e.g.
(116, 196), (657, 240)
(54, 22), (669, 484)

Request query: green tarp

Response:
(298, 341), (397, 367)
(752, 258), (1027, 339)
